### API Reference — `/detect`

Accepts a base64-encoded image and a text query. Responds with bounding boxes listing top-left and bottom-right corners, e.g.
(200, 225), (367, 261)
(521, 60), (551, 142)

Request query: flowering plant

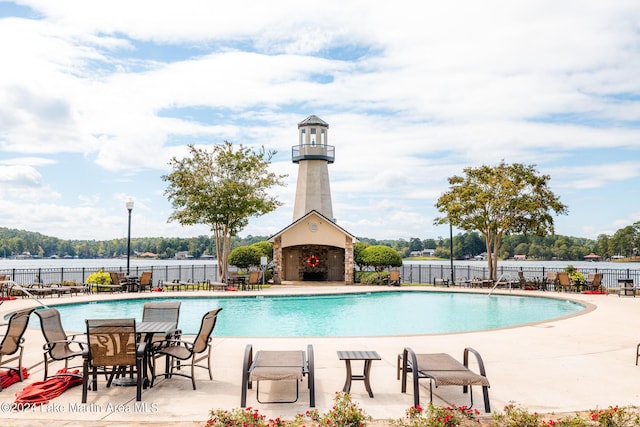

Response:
(207, 393), (370, 427)
(564, 265), (585, 285)
(589, 406), (640, 427)
(206, 407), (287, 427)
(295, 392), (371, 427)
(393, 403), (479, 427)
(491, 403), (640, 426)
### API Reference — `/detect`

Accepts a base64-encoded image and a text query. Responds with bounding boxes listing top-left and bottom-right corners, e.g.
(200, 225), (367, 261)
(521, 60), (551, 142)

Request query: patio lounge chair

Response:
(35, 308), (86, 380)
(151, 308), (222, 390)
(24, 283), (55, 298)
(241, 343), (315, 407)
(0, 308), (36, 391)
(82, 318), (146, 402)
(400, 347), (490, 413)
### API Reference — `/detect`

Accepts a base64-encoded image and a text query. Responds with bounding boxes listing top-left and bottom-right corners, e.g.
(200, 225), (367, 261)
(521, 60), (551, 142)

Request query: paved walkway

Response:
(1, 285), (639, 426)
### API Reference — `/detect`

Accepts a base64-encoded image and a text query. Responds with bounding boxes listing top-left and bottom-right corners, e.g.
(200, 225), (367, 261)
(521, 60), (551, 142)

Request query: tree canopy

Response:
(228, 245), (264, 270)
(162, 142), (286, 281)
(435, 161), (568, 280)
(359, 245), (403, 272)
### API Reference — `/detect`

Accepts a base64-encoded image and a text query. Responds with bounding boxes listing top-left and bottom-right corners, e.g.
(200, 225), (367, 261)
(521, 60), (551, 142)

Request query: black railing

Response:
(398, 264), (639, 291)
(2, 263), (638, 291)
(0, 264), (220, 286)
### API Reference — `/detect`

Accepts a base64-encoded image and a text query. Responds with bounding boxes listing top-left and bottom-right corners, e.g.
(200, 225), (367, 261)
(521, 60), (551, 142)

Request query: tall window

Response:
(321, 129), (326, 145)
(300, 129), (306, 145)
(310, 128), (316, 146)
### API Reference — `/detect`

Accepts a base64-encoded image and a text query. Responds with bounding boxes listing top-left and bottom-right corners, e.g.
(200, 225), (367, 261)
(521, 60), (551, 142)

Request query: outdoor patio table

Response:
(618, 279), (635, 297)
(125, 276), (139, 292)
(337, 350), (381, 398)
(0, 280), (12, 300)
(112, 320), (177, 388)
(137, 320), (177, 388)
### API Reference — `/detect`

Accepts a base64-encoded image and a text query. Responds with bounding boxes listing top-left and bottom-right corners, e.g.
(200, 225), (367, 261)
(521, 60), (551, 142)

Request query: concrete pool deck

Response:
(1, 284), (639, 426)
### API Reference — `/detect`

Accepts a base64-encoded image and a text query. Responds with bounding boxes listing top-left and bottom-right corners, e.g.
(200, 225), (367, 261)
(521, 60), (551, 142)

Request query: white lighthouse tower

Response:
(291, 115), (335, 221)
(269, 115), (356, 285)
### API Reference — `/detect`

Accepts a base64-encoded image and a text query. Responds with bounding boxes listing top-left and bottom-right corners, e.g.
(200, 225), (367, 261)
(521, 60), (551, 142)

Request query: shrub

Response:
(359, 271), (386, 285)
(86, 269), (111, 285)
(206, 407), (287, 427)
(589, 406), (640, 427)
(204, 402), (640, 427)
(251, 241), (273, 260)
(206, 393), (370, 427)
(228, 245), (263, 270)
(393, 404), (479, 427)
(490, 403), (640, 427)
(564, 265), (585, 285)
(295, 392), (371, 427)
(359, 245), (402, 273)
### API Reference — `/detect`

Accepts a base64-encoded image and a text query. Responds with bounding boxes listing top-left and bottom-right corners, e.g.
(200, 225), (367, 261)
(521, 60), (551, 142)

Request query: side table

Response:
(337, 350), (381, 398)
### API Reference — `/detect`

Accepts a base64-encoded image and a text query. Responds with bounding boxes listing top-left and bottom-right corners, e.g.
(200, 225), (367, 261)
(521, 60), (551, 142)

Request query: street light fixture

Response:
(449, 222), (455, 284)
(126, 200), (134, 275)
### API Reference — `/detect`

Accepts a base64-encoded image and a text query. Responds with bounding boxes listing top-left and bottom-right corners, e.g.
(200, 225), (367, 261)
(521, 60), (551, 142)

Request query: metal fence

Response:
(2, 263), (638, 291)
(0, 264), (221, 286)
(398, 264), (639, 290)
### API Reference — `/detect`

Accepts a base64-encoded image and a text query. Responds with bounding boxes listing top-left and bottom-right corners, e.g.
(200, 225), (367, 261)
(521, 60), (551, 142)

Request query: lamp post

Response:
(449, 222), (455, 284)
(126, 200), (134, 275)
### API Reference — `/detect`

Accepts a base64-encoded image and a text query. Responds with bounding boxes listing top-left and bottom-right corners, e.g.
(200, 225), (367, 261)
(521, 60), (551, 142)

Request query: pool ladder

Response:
(487, 273), (514, 296)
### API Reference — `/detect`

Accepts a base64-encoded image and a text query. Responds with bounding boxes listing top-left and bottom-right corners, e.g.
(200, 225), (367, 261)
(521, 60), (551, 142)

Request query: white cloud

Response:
(0, 0), (638, 240)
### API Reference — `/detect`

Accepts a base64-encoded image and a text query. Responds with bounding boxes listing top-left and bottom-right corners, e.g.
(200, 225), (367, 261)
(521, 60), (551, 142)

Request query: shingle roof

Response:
(297, 114), (328, 128)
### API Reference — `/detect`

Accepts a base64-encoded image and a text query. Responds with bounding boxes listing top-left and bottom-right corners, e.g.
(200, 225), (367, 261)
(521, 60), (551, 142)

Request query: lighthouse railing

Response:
(292, 144), (335, 163)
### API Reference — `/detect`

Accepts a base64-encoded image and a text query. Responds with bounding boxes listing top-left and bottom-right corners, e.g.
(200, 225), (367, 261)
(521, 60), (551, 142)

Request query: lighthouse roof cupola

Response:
(292, 115), (335, 164)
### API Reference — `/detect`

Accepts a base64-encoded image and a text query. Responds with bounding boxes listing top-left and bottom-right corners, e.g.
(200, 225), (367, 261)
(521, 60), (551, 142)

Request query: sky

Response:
(0, 1), (639, 243)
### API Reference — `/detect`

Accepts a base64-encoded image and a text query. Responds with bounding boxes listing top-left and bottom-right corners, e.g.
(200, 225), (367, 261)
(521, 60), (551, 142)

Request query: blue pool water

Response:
(49, 292), (583, 337)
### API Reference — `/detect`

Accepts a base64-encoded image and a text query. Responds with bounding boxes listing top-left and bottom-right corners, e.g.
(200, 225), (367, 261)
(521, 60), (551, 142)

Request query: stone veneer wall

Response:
(273, 236), (282, 284)
(272, 235), (354, 284)
(344, 236), (354, 285)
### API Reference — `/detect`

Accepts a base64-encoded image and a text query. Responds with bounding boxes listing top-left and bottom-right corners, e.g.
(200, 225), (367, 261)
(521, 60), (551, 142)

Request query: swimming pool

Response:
(48, 291), (584, 337)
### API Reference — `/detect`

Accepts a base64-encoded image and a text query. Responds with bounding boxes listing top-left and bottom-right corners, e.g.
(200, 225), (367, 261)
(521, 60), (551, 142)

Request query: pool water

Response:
(49, 292), (583, 337)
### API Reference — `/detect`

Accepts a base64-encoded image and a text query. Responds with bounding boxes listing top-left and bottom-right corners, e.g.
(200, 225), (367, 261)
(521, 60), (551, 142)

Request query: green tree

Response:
(611, 224), (640, 258)
(595, 234), (610, 259)
(408, 237), (423, 252)
(422, 238), (437, 251)
(435, 161), (567, 280)
(460, 231), (485, 257)
(514, 243), (529, 256)
(250, 241), (273, 261)
(162, 142), (286, 281)
(359, 245), (402, 272)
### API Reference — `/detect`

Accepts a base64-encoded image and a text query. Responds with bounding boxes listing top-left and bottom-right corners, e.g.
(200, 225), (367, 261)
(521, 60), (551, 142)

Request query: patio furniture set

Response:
(1, 303), (493, 411)
(226, 270), (264, 290)
(457, 271), (615, 294)
(0, 271), (234, 298)
(0, 303), (222, 402)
